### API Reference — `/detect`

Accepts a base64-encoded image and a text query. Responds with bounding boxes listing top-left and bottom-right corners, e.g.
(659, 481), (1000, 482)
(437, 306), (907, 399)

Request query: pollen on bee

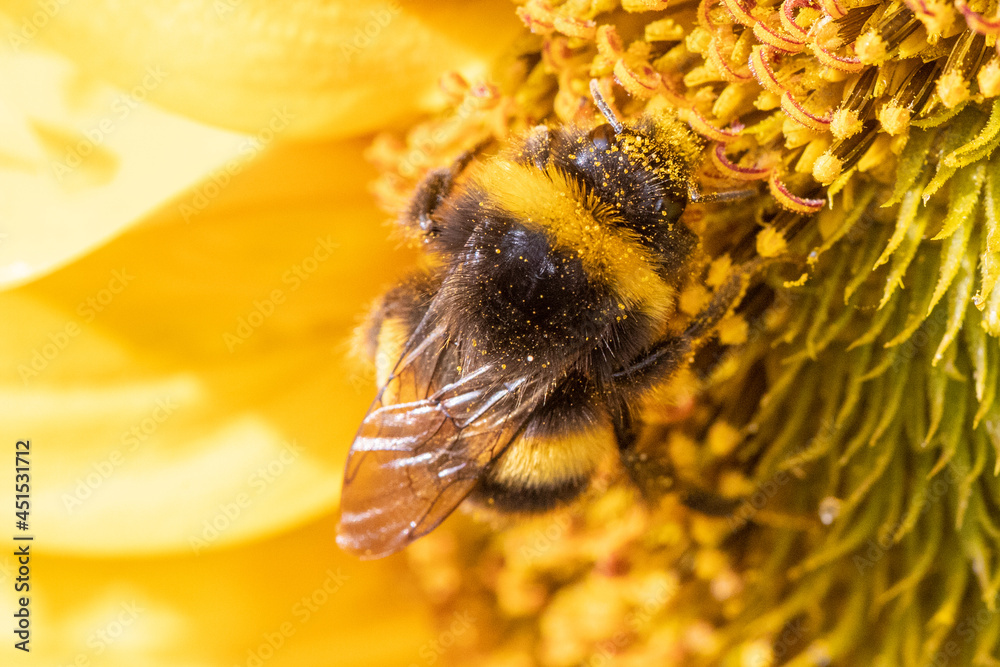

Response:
(527, 355), (534, 361)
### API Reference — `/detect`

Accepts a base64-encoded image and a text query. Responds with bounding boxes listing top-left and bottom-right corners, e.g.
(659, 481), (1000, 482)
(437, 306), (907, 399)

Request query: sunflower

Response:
(9, 0), (1000, 665)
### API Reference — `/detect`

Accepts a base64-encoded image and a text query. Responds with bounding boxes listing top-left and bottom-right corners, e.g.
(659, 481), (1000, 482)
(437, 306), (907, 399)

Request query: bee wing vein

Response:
(338, 331), (541, 558)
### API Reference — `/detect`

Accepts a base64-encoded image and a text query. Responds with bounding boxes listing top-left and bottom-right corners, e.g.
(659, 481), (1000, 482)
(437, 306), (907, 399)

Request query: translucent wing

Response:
(336, 321), (544, 559)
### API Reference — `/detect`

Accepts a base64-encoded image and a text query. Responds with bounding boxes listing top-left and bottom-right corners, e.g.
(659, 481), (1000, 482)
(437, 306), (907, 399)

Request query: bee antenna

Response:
(688, 183), (757, 204)
(589, 79), (624, 134)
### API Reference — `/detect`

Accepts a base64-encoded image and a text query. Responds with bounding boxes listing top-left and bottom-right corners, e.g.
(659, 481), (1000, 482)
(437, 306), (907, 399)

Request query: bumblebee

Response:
(337, 82), (755, 559)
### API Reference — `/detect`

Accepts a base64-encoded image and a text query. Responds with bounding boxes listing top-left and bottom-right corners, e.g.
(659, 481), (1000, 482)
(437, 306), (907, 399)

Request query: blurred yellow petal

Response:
(0, 519), (432, 667)
(0, 51), (261, 288)
(0, 0), (522, 139)
(3, 136), (416, 554)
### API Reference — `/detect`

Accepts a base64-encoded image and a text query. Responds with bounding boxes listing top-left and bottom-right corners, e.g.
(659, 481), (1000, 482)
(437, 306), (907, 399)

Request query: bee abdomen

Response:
(471, 394), (614, 513)
(473, 473), (591, 513)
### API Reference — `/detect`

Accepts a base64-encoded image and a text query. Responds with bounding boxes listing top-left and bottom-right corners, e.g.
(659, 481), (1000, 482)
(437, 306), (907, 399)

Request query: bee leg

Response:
(607, 338), (687, 494)
(404, 165), (463, 238)
(356, 271), (441, 385)
(611, 257), (768, 399)
(684, 256), (766, 340)
(611, 336), (692, 395)
(402, 142), (491, 238)
(608, 400), (663, 500)
(608, 399), (638, 452)
(610, 285), (763, 518)
(610, 256), (767, 395)
(611, 386), (747, 519)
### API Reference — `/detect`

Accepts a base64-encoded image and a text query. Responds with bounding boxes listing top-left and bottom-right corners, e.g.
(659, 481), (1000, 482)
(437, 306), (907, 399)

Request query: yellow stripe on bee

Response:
(476, 160), (674, 323)
(489, 419), (615, 488)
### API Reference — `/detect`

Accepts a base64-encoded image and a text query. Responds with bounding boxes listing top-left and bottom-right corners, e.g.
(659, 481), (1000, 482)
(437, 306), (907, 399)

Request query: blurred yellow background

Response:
(0, 1), (521, 665)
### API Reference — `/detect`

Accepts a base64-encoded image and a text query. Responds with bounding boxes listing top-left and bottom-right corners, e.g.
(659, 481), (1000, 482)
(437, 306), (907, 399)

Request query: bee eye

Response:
(587, 124), (614, 151)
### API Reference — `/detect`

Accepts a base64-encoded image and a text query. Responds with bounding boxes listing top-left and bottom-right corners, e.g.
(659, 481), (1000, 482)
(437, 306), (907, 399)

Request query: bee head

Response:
(585, 80), (702, 227)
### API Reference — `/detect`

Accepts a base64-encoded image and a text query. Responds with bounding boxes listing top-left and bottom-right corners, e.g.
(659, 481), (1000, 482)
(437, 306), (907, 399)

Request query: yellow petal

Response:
(3, 136), (416, 554)
(0, 51), (262, 288)
(0, 519), (432, 666)
(0, 0), (523, 139)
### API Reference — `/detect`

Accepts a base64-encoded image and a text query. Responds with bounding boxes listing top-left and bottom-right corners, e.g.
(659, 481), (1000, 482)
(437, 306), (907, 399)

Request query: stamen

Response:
(832, 4), (881, 44)
(937, 30), (990, 108)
